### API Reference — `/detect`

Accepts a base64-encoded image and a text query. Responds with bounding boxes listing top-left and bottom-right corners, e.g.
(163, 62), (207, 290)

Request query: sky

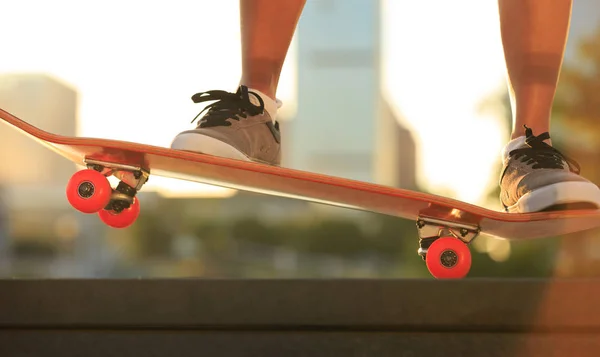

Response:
(0, 0), (509, 204)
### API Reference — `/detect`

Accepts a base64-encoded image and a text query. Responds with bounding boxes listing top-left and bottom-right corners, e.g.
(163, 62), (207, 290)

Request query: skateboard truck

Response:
(416, 216), (480, 257)
(84, 158), (150, 212)
(65, 157), (150, 228)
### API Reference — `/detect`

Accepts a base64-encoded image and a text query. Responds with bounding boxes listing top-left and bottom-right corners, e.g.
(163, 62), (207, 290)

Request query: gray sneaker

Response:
(500, 126), (600, 213)
(171, 85), (281, 165)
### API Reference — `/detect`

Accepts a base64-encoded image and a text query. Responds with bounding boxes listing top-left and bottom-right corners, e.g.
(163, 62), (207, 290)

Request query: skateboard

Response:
(2, 107), (600, 279)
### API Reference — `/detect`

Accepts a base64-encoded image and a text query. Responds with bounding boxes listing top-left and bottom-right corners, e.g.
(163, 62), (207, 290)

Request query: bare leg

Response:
(498, 0), (572, 140)
(239, 0), (306, 100)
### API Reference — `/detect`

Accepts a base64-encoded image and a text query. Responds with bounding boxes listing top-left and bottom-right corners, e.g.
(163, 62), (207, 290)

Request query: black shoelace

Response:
(509, 125), (580, 174)
(190, 85), (264, 128)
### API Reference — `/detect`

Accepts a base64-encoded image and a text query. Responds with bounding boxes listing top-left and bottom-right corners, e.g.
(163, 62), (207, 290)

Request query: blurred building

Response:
(0, 73), (108, 276)
(284, 0), (417, 189)
(0, 73), (78, 185)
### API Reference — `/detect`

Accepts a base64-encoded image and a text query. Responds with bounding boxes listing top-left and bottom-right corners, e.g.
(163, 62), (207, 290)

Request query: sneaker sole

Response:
(506, 181), (600, 213)
(170, 133), (252, 162)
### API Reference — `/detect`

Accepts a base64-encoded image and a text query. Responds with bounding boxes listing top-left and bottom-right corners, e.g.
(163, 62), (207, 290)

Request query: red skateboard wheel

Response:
(98, 197), (140, 228)
(425, 236), (472, 279)
(66, 169), (112, 214)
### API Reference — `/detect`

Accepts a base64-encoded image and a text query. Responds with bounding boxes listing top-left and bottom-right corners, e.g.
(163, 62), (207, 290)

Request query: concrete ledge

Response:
(1, 279), (599, 356)
(1, 279), (599, 330)
(2, 331), (599, 357)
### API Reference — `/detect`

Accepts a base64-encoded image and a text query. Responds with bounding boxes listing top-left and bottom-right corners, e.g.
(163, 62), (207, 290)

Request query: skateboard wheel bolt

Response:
(440, 250), (458, 268)
(77, 181), (95, 198)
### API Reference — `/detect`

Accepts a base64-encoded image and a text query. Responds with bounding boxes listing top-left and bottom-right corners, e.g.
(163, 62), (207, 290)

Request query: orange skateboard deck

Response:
(2, 107), (600, 278)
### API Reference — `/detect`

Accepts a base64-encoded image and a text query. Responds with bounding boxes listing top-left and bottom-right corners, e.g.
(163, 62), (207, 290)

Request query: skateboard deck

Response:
(2, 107), (600, 278)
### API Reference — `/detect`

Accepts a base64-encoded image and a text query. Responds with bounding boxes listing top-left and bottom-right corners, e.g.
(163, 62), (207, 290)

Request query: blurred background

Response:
(0, 0), (599, 278)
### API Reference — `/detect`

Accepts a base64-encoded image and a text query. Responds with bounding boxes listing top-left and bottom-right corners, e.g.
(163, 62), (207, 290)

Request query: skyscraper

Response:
(0, 73), (80, 247)
(285, 0), (416, 188)
(0, 73), (78, 186)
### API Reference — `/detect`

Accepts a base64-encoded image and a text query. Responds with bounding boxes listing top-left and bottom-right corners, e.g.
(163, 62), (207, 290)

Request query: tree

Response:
(477, 85), (512, 203)
(553, 26), (600, 184)
(549, 26), (600, 277)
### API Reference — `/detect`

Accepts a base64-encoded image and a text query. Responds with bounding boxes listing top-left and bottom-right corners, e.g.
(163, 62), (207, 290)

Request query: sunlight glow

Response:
(472, 235), (512, 262)
(0, 0), (508, 202)
(146, 177), (238, 199)
(381, 0), (508, 205)
(486, 238), (512, 262)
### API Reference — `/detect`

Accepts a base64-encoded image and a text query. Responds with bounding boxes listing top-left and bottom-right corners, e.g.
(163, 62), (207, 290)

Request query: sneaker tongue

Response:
(246, 88), (281, 121)
(501, 136), (527, 161)
(247, 92), (262, 107)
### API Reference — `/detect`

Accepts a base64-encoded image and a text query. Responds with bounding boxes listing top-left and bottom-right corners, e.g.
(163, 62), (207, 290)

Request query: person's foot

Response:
(500, 126), (600, 213)
(170, 85), (281, 165)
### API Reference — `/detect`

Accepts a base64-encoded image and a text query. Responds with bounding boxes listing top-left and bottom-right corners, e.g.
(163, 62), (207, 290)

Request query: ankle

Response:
(511, 123), (550, 139)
